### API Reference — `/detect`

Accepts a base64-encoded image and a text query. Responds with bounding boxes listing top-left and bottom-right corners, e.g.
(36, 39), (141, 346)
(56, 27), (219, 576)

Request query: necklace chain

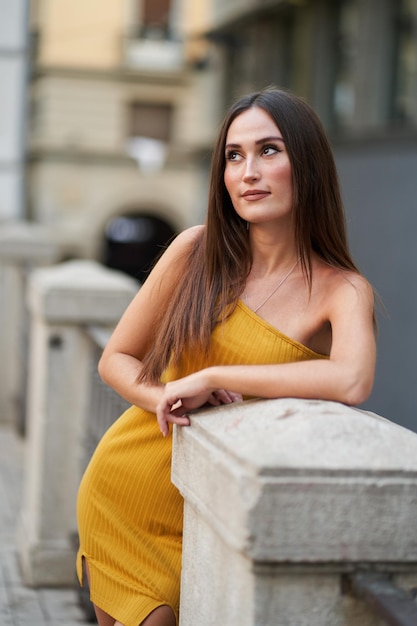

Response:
(245, 257), (300, 313)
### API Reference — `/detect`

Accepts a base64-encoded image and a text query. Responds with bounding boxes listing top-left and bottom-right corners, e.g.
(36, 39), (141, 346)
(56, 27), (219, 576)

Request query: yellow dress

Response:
(76, 301), (326, 625)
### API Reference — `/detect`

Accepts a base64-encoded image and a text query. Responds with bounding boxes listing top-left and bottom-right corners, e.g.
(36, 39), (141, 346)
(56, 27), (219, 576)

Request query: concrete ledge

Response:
(27, 259), (138, 323)
(172, 398), (417, 625)
(0, 221), (59, 264)
(172, 398), (417, 563)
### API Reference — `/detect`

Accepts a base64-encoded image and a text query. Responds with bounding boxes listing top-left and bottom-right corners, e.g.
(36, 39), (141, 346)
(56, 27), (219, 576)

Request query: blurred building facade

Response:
(193, 0), (417, 430)
(0, 0), (29, 219)
(196, 0), (417, 131)
(17, 0), (417, 429)
(26, 0), (221, 279)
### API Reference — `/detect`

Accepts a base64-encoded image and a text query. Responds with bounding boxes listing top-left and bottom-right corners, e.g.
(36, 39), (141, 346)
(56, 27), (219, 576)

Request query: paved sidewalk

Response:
(0, 423), (94, 626)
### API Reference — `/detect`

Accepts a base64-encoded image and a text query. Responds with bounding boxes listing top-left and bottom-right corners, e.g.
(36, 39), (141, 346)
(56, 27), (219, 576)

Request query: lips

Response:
(242, 189), (270, 200)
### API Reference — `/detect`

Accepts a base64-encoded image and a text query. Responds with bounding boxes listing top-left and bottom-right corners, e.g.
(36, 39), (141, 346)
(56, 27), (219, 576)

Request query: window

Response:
(126, 102), (173, 171)
(224, 13), (294, 106)
(128, 102), (172, 142)
(393, 0), (417, 124)
(333, 0), (359, 128)
(134, 0), (171, 39)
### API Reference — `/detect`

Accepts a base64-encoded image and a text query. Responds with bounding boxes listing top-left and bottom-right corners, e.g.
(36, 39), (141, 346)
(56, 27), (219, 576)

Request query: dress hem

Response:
(76, 550), (179, 626)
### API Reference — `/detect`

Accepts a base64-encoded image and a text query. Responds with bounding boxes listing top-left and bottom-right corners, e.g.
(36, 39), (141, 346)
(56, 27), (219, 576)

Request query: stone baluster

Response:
(0, 221), (59, 428)
(18, 260), (137, 586)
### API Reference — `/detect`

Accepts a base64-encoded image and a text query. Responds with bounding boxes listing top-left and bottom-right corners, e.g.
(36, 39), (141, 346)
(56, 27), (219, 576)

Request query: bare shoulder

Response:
(335, 269), (373, 301)
(144, 224), (205, 293)
(316, 261), (374, 313)
(149, 224), (204, 269)
(162, 224), (204, 260)
(174, 223), (205, 245)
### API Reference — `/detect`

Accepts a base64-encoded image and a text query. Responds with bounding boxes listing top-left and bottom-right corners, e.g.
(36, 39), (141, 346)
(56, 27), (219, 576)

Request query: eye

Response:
(225, 150), (241, 161)
(262, 144), (280, 156)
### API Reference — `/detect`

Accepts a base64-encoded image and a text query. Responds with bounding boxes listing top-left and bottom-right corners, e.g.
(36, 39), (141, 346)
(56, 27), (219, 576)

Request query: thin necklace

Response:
(246, 257), (300, 313)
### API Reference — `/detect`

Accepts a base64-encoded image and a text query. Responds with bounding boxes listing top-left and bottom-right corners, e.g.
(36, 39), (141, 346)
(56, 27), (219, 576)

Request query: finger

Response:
(157, 413), (170, 437)
(207, 392), (221, 406)
(217, 390), (235, 403)
(156, 399), (174, 436)
(169, 414), (191, 427)
(158, 419), (169, 437)
(159, 413), (190, 436)
(210, 389), (241, 404)
(220, 390), (242, 403)
(157, 399), (191, 436)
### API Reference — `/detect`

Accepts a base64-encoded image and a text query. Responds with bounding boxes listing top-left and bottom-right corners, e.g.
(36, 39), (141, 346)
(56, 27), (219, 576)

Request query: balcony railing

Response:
(122, 31), (184, 71)
(83, 324), (129, 467)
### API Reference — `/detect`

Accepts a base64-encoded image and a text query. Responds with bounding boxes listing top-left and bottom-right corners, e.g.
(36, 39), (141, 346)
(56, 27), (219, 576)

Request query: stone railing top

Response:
(172, 398), (417, 562)
(177, 397), (417, 477)
(27, 259), (138, 323)
(0, 220), (59, 263)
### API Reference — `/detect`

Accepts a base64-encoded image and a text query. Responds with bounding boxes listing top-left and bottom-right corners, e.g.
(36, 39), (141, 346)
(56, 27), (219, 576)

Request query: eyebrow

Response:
(225, 135), (285, 150)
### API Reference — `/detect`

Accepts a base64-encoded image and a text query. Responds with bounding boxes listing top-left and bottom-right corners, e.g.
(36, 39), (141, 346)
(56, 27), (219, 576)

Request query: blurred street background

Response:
(1, 0), (417, 622)
(0, 424), (92, 625)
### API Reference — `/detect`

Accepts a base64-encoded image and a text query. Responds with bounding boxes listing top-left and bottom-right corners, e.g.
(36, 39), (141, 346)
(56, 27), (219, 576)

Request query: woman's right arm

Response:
(98, 225), (204, 413)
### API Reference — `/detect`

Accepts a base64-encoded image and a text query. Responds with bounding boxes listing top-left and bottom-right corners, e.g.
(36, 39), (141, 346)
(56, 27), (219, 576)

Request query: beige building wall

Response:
(30, 75), (192, 153)
(28, 158), (201, 259)
(27, 0), (223, 263)
(32, 0), (125, 68)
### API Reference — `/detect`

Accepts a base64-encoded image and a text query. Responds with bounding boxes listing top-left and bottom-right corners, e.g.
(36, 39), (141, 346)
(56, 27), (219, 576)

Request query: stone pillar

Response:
(18, 260), (137, 586)
(0, 221), (59, 427)
(172, 398), (417, 626)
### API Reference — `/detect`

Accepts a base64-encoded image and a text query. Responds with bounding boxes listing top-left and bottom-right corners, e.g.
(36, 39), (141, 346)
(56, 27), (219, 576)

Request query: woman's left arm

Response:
(156, 274), (376, 435)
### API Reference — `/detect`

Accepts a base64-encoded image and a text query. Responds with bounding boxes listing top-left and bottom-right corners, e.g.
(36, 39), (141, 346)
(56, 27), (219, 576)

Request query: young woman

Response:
(76, 87), (376, 626)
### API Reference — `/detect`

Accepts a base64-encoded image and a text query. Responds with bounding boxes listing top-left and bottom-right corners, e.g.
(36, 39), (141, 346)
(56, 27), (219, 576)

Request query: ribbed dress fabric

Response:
(76, 300), (326, 625)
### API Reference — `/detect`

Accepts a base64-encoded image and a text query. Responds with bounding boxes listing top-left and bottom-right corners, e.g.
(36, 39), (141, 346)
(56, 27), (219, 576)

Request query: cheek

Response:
(273, 162), (292, 190)
(224, 167), (238, 197)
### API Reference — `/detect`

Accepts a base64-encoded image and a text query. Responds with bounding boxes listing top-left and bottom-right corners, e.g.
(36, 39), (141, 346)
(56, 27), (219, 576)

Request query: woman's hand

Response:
(156, 369), (242, 436)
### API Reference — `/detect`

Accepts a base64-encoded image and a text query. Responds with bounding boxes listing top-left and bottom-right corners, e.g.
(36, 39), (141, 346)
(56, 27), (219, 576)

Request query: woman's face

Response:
(224, 106), (293, 228)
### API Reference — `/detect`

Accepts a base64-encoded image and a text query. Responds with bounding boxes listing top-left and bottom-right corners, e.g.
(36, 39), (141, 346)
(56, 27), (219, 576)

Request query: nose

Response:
(242, 157), (260, 182)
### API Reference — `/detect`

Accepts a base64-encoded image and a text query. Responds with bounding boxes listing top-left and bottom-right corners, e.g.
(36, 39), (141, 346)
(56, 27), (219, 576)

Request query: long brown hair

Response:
(140, 87), (359, 382)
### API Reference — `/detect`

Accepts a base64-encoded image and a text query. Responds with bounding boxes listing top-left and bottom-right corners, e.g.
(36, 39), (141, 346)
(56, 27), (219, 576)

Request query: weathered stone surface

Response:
(0, 221), (58, 263)
(19, 261), (137, 585)
(173, 398), (417, 562)
(0, 423), (91, 624)
(172, 398), (417, 625)
(0, 222), (60, 425)
(28, 259), (138, 323)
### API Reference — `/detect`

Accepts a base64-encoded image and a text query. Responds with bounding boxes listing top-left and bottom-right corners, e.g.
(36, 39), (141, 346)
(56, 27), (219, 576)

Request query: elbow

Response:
(98, 351), (111, 385)
(340, 372), (374, 406)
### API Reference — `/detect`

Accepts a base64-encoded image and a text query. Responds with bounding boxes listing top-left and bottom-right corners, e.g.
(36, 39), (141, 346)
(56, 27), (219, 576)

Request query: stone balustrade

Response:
(0, 221), (59, 428)
(172, 398), (417, 626)
(18, 259), (137, 586)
